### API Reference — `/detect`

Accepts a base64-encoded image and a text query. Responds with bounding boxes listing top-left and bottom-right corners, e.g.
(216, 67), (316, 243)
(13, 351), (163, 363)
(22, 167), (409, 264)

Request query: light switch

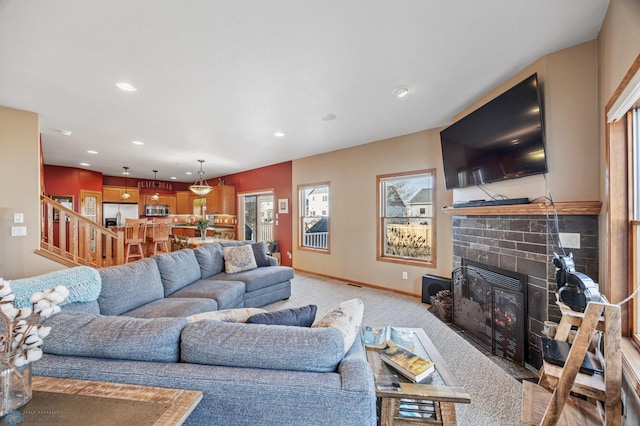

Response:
(13, 213), (24, 223)
(11, 226), (27, 236)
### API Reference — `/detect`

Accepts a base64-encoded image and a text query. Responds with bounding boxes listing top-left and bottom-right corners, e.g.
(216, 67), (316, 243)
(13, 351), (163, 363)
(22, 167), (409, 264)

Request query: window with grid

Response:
(631, 107), (640, 342)
(299, 183), (329, 251)
(377, 169), (436, 267)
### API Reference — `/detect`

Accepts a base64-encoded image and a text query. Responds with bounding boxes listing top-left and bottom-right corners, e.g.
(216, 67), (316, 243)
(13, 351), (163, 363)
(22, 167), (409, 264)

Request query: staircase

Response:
(37, 195), (125, 268)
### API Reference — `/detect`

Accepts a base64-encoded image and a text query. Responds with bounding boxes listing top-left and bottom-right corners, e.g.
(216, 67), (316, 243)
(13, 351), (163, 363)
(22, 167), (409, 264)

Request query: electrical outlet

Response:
(402, 271), (408, 280)
(558, 232), (581, 249)
(11, 226), (27, 237)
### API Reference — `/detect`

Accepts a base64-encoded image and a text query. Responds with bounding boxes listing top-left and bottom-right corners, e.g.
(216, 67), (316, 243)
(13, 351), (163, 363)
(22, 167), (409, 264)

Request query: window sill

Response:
(622, 337), (640, 396)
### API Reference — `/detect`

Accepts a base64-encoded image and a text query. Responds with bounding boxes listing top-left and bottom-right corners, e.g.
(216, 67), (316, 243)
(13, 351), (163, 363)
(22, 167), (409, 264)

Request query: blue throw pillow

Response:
(247, 305), (317, 327)
(251, 242), (270, 267)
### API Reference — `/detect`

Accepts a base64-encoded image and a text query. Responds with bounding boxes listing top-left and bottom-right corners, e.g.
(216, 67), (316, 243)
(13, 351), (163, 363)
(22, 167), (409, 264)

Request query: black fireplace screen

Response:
(452, 259), (527, 365)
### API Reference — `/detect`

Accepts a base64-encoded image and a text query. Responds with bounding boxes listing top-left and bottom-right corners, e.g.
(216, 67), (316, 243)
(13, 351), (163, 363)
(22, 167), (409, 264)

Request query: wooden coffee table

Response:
(18, 376), (203, 426)
(365, 328), (471, 426)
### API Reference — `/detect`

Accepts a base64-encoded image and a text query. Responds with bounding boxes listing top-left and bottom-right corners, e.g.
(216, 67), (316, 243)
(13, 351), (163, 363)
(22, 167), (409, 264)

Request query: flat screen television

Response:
(440, 73), (547, 190)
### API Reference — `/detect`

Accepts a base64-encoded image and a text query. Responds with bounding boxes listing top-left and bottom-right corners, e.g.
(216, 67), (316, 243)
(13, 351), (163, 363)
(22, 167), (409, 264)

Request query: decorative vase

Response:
(198, 226), (207, 240)
(0, 353), (32, 417)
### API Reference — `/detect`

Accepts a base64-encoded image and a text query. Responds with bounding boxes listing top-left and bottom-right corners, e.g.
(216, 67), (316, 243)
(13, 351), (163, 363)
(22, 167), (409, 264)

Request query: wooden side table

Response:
(269, 252), (281, 265)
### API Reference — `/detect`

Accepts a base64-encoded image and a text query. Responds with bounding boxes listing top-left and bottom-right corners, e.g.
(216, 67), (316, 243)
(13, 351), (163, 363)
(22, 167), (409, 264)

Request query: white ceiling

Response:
(0, 0), (609, 182)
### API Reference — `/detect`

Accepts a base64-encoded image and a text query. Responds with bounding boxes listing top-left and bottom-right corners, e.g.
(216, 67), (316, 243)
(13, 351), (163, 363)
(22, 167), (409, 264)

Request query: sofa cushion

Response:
(153, 249), (202, 296)
(181, 321), (344, 372)
(122, 297), (218, 318)
(212, 266), (294, 293)
(169, 279), (245, 310)
(251, 242), (270, 267)
(193, 243), (225, 278)
(223, 245), (257, 273)
(61, 300), (101, 314)
(247, 305), (317, 327)
(43, 312), (188, 362)
(98, 258), (164, 316)
(186, 308), (267, 323)
(312, 299), (364, 354)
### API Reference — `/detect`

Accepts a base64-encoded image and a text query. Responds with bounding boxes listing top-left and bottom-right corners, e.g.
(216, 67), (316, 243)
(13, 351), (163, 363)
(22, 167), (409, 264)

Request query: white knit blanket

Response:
(10, 266), (101, 308)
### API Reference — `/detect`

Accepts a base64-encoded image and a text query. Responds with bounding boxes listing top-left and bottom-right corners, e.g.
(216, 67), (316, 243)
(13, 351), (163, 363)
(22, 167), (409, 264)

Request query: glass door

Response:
(240, 192), (274, 242)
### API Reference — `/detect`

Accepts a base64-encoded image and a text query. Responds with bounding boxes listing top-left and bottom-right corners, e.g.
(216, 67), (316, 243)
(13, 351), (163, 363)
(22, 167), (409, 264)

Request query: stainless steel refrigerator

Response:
(103, 203), (139, 226)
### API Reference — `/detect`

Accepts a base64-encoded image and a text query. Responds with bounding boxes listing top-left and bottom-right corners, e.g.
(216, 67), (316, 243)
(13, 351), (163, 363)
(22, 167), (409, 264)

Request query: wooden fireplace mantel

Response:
(442, 201), (601, 216)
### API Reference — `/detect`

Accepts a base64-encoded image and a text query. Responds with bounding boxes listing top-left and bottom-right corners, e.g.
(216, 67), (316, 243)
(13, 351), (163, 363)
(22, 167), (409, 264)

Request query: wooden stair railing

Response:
(37, 195), (125, 268)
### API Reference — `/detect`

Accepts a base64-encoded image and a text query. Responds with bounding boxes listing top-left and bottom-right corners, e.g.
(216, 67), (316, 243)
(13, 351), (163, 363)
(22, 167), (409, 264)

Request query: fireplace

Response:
(449, 210), (600, 368)
(453, 259), (527, 365)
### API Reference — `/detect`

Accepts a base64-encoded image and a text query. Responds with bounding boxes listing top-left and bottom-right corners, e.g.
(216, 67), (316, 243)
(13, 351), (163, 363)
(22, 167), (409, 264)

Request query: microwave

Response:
(145, 204), (170, 216)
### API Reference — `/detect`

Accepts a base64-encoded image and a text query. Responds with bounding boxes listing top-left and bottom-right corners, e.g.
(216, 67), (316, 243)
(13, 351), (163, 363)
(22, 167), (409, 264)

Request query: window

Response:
(377, 169), (436, 267)
(299, 183), (329, 251)
(631, 107), (640, 342)
(606, 55), (640, 344)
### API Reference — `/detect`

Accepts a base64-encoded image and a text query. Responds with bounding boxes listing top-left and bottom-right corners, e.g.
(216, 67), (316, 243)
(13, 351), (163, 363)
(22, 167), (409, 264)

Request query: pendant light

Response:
(189, 160), (213, 196)
(150, 170), (160, 201)
(121, 167), (131, 200)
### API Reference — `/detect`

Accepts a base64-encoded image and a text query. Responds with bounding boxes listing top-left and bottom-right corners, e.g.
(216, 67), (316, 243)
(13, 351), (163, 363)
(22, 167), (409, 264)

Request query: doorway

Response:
(239, 192), (274, 243)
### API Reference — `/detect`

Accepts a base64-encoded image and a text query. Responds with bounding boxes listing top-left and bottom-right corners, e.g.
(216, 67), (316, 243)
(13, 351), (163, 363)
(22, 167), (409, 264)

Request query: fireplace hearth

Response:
(453, 259), (527, 365)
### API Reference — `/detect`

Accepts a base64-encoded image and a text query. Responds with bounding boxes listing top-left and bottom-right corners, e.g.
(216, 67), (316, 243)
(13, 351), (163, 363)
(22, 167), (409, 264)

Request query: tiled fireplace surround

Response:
(448, 204), (600, 368)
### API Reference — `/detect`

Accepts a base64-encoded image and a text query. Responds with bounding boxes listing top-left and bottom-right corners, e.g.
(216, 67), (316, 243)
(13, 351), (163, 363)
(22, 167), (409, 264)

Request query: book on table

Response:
(379, 342), (435, 383)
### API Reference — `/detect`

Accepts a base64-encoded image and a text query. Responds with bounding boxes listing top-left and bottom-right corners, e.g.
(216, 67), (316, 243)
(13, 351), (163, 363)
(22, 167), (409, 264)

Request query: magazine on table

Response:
(361, 326), (414, 349)
(379, 342), (435, 382)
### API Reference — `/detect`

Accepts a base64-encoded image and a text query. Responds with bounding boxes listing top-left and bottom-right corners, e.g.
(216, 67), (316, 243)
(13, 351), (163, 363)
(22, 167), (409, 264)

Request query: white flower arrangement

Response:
(0, 278), (69, 367)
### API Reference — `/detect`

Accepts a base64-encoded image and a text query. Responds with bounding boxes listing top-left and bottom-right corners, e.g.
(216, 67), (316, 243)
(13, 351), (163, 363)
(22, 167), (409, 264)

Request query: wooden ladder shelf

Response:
(521, 301), (622, 425)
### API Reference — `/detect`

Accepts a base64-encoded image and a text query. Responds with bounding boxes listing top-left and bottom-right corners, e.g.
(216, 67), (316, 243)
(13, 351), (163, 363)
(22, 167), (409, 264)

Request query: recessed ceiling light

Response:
(392, 86), (411, 98)
(170, 177), (177, 180)
(131, 140), (144, 145)
(87, 150), (98, 154)
(186, 172), (193, 175)
(274, 132), (285, 137)
(80, 162), (90, 167)
(122, 170), (130, 176)
(321, 113), (336, 121)
(116, 82), (137, 92)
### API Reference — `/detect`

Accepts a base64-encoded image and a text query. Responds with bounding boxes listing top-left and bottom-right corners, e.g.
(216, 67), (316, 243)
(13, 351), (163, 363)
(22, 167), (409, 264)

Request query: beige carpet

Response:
(267, 271), (524, 426)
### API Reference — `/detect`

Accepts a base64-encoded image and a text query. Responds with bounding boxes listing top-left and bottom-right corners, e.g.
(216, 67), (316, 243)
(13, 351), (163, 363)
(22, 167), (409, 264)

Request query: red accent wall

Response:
(44, 165), (102, 213)
(220, 161), (293, 267)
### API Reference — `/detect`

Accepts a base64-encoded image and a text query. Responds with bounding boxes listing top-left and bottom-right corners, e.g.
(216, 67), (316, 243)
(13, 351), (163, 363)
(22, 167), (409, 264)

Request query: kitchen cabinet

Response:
(204, 185), (235, 215)
(176, 191), (193, 214)
(102, 186), (139, 203)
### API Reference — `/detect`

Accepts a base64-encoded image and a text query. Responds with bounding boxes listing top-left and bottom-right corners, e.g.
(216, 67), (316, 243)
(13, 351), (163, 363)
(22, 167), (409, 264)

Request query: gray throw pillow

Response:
(251, 242), (270, 267)
(247, 304), (317, 327)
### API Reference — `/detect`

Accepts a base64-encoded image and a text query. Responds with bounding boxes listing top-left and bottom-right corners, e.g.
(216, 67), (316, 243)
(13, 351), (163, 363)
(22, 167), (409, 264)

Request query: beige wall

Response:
(452, 40), (599, 203)
(0, 106), (63, 279)
(292, 41), (599, 296)
(293, 129), (453, 295)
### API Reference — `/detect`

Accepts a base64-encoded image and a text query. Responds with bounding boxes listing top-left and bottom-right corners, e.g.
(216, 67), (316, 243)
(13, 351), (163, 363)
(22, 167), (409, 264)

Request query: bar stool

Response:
(124, 218), (148, 263)
(150, 218), (173, 255)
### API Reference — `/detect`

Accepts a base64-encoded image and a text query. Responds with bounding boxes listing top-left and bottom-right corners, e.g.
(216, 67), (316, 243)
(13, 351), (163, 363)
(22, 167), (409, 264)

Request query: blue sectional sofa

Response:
(14, 241), (377, 425)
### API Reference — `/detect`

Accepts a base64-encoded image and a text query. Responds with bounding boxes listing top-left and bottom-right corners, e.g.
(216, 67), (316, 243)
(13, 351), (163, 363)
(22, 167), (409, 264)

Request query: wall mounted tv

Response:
(440, 73), (547, 190)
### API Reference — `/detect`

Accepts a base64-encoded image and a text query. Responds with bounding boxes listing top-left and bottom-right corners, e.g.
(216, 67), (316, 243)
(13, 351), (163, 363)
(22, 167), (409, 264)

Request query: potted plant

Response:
(267, 240), (278, 254)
